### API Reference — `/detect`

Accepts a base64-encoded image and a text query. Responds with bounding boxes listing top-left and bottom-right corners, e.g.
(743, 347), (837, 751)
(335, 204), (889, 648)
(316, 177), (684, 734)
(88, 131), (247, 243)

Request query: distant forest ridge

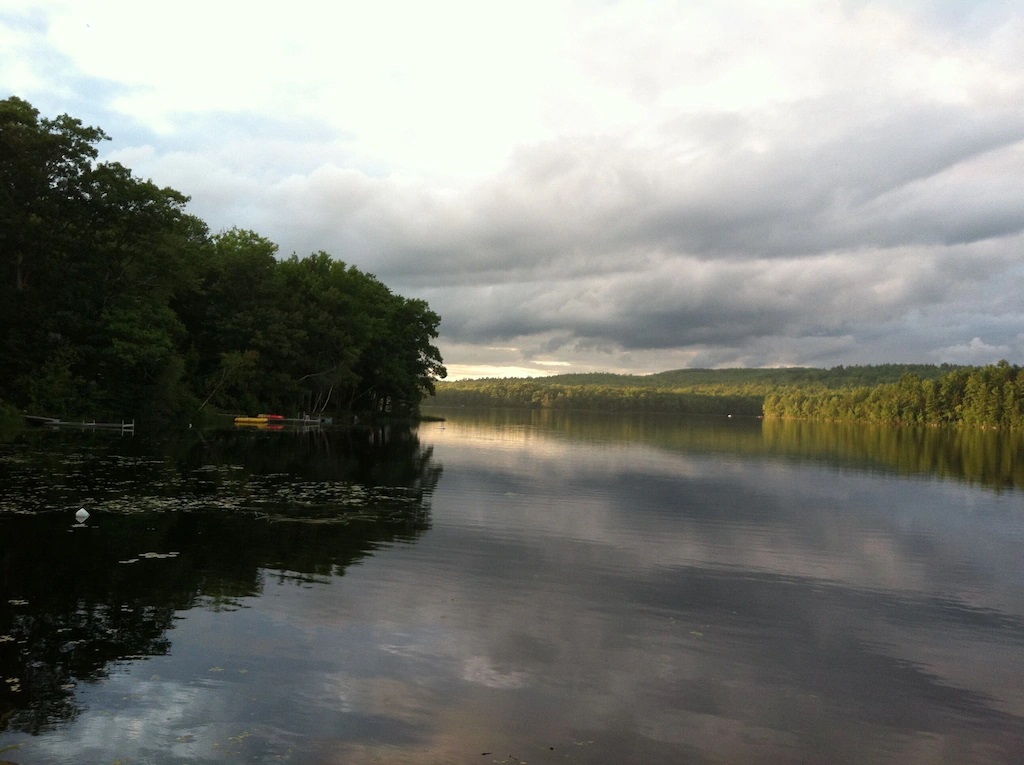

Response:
(520, 363), (964, 388)
(433, 362), (1024, 429)
(439, 363), (962, 392)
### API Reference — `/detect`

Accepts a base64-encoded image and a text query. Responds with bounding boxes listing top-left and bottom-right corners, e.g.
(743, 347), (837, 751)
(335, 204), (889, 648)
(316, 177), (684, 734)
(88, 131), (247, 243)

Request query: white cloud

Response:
(37, 0), (570, 178)
(935, 336), (1011, 365)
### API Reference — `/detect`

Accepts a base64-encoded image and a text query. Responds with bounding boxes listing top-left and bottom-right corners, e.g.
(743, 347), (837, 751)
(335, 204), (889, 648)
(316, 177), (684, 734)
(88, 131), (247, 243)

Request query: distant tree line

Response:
(434, 362), (1024, 429)
(432, 378), (763, 416)
(0, 96), (445, 422)
(763, 361), (1024, 429)
(547, 364), (959, 389)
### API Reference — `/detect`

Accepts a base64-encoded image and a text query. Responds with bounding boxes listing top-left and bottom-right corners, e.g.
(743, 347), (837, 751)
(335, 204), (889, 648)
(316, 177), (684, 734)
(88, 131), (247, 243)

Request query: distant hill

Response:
(493, 364), (965, 389)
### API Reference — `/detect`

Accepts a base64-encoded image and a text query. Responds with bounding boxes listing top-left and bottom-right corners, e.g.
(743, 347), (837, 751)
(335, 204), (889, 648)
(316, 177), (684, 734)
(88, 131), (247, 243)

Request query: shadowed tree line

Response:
(0, 97), (445, 423)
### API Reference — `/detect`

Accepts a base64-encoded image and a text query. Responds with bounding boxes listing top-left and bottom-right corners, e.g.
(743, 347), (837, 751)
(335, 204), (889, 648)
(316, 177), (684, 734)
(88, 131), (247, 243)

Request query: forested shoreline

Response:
(6, 97), (1021, 431)
(0, 97), (445, 423)
(434, 361), (1024, 429)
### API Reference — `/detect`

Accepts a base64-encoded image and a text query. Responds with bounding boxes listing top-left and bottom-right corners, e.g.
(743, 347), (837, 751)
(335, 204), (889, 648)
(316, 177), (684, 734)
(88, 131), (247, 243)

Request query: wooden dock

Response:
(24, 415), (135, 434)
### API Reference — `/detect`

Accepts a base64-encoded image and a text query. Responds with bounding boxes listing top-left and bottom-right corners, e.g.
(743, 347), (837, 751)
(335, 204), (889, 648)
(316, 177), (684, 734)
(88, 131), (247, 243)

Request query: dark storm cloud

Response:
(370, 91), (1024, 362)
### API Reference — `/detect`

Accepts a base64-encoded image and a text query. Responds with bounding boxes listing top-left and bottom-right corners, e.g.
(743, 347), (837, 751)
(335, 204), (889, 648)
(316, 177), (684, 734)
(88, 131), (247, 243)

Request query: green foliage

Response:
(17, 344), (91, 417)
(0, 97), (445, 422)
(762, 361), (1024, 429)
(175, 240), (446, 417)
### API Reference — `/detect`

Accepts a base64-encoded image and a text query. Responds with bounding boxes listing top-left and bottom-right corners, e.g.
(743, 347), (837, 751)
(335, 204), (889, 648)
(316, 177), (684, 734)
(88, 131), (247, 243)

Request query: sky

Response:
(2, 0), (1023, 379)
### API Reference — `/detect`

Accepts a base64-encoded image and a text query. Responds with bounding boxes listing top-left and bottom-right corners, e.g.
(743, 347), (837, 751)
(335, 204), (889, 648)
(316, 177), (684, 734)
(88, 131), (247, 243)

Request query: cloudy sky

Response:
(2, 0), (1023, 378)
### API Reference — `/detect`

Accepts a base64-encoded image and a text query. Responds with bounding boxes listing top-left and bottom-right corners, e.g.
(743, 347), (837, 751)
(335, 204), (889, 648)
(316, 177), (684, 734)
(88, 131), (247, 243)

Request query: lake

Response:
(1, 410), (1023, 764)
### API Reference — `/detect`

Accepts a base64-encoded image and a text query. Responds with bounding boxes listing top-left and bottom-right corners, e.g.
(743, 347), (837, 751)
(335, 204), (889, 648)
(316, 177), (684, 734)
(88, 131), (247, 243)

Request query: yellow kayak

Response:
(234, 416), (269, 425)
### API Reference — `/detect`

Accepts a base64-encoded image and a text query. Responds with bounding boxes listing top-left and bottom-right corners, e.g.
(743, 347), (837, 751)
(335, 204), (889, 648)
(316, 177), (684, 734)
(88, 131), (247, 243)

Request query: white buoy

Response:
(75, 507), (89, 523)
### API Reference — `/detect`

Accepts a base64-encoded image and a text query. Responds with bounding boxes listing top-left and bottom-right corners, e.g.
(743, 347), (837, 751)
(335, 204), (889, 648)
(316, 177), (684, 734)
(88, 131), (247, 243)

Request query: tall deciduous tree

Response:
(0, 96), (107, 403)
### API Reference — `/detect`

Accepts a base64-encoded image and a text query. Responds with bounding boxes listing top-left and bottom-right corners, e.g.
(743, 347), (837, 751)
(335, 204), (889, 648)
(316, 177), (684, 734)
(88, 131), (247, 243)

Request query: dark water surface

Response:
(1, 411), (1023, 764)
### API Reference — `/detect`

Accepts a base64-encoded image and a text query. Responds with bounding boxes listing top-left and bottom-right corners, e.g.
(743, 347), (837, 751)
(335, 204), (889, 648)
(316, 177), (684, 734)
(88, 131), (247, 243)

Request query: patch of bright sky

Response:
(443, 365), (558, 381)
(37, 0), (574, 180)
(14, 0), (1014, 180)
(29, 0), (985, 177)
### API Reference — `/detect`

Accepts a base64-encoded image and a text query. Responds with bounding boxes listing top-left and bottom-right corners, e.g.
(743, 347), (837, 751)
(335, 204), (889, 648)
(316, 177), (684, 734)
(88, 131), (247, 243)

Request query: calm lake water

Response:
(1, 410), (1023, 764)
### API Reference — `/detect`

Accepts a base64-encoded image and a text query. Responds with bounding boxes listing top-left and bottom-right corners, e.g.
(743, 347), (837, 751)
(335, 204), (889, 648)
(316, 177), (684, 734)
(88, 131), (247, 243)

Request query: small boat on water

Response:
(234, 413), (287, 428)
(234, 416), (268, 426)
(233, 414), (321, 429)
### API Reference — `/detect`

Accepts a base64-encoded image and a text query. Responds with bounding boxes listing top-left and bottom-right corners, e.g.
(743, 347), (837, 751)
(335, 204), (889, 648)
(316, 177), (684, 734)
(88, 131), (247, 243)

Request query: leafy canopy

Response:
(0, 96), (446, 421)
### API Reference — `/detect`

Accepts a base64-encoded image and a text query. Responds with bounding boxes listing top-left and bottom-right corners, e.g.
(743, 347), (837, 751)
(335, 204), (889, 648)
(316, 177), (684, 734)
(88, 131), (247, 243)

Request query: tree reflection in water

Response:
(0, 424), (440, 733)
(429, 408), (1024, 491)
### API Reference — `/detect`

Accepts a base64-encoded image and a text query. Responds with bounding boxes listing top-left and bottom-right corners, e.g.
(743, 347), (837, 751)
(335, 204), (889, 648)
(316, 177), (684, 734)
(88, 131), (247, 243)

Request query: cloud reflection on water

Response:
(2, 417), (1023, 763)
